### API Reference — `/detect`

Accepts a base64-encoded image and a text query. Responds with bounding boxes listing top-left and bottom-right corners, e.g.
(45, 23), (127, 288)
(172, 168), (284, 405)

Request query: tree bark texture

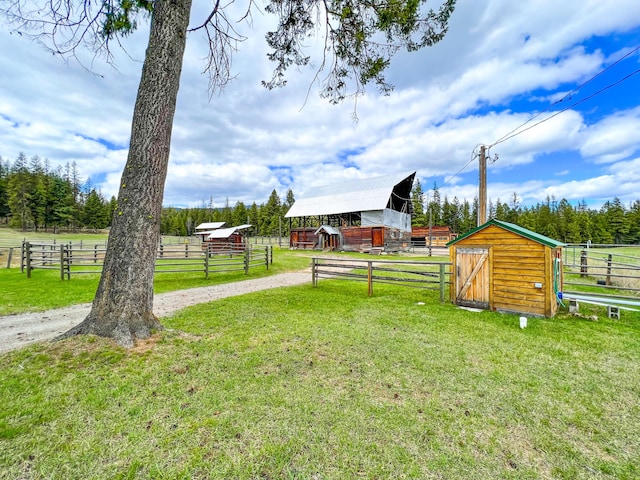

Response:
(59, 0), (193, 348)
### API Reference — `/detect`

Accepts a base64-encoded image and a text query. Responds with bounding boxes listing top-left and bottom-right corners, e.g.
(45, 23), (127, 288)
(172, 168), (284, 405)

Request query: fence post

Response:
(60, 245), (65, 280)
(367, 261), (373, 297)
(21, 241), (25, 273)
(580, 249), (588, 277)
(6, 247), (13, 269)
(66, 247), (71, 280)
(439, 263), (446, 303)
(26, 242), (32, 278)
(244, 248), (250, 274)
(185, 242), (189, 258)
(312, 258), (317, 287)
(606, 254), (612, 286)
(204, 249), (209, 279)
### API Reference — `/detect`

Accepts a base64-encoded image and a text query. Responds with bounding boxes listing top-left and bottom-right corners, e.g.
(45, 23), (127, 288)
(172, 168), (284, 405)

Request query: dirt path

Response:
(0, 270), (310, 354)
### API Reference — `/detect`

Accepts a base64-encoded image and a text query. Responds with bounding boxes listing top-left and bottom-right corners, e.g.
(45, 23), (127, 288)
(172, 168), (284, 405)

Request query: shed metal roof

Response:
(195, 222), (226, 231)
(284, 171), (415, 218)
(206, 224), (252, 239)
(314, 225), (340, 235)
(447, 219), (565, 248)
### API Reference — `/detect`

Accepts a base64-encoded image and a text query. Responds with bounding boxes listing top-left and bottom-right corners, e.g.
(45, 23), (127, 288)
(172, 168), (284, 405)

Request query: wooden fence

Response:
(563, 245), (640, 296)
(311, 257), (451, 301)
(21, 242), (272, 279)
(0, 241), (17, 268)
(204, 243), (273, 274)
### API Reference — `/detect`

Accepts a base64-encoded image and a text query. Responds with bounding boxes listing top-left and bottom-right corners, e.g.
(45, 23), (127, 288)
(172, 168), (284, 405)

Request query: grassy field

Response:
(1, 228), (639, 478)
(0, 248), (313, 316)
(1, 277), (639, 478)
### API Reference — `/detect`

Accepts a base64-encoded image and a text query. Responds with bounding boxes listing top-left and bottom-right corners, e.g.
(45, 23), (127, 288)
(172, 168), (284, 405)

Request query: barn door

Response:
(372, 228), (384, 247)
(455, 247), (490, 308)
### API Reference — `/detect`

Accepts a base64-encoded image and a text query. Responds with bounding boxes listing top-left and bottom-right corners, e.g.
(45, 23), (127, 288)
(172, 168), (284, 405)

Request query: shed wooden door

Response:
(455, 247), (490, 308)
(372, 228), (384, 247)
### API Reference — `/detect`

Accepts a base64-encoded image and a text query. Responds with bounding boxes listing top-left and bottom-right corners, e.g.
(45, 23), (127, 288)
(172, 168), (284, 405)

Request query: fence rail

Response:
(563, 246), (640, 296)
(311, 257), (451, 301)
(21, 242), (272, 279)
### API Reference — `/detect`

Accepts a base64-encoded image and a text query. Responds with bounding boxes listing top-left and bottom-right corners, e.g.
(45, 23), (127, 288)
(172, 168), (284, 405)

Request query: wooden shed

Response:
(411, 225), (458, 246)
(448, 219), (564, 317)
(203, 224), (252, 252)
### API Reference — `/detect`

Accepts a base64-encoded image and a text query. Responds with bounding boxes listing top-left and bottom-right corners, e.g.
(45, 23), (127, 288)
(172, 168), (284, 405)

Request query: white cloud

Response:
(579, 107), (640, 163)
(1, 0), (640, 211)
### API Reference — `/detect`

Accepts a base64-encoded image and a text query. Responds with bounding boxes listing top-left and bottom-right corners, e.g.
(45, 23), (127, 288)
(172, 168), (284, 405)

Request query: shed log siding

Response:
(491, 238), (548, 316)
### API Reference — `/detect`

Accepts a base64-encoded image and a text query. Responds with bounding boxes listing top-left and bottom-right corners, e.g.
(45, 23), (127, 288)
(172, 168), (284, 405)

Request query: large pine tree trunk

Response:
(59, 0), (193, 348)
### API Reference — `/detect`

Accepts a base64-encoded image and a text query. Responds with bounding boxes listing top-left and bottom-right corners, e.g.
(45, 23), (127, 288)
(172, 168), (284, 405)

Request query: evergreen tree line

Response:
(0, 153), (115, 231)
(0, 152), (298, 237)
(3, 152), (637, 244)
(160, 189), (297, 237)
(411, 179), (640, 244)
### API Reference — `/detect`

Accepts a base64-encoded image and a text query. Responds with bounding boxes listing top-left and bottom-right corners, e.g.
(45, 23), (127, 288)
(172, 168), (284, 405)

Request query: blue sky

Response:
(1, 0), (640, 211)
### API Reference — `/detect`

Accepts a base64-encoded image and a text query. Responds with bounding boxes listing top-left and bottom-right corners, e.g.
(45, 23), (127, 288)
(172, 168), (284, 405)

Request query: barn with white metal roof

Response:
(284, 172), (415, 252)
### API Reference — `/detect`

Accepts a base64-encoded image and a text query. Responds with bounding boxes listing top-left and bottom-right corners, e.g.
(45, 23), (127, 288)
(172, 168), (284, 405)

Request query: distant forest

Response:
(1, 153), (639, 244)
(411, 179), (640, 244)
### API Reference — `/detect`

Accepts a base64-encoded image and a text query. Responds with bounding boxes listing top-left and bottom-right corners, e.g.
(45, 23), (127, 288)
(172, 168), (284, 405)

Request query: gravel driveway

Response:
(0, 271), (310, 353)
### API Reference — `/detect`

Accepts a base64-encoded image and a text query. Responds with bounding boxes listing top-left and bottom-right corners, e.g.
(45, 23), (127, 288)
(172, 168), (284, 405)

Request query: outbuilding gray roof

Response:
(314, 225), (340, 235)
(207, 224), (252, 239)
(285, 171), (415, 218)
(195, 222), (226, 231)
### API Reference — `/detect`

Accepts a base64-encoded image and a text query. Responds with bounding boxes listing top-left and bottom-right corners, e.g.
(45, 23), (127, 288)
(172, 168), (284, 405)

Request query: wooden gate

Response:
(455, 247), (490, 308)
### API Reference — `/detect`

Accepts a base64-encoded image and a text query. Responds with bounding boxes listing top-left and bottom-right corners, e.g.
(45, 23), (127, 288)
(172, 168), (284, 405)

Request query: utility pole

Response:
(428, 202), (432, 257)
(478, 145), (487, 226)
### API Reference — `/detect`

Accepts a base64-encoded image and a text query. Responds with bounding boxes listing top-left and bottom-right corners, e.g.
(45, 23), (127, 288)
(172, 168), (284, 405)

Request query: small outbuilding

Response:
(411, 225), (458, 246)
(203, 224), (252, 252)
(447, 219), (564, 317)
(194, 222), (226, 241)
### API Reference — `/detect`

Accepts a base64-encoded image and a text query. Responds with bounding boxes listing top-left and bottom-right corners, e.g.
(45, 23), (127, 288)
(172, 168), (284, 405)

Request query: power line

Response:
(489, 44), (640, 149)
(438, 145), (481, 189)
(492, 66), (640, 147)
(428, 46), (640, 198)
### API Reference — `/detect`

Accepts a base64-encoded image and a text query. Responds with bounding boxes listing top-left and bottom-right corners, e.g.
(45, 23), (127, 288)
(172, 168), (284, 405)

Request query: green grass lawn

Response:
(1, 278), (639, 479)
(0, 248), (313, 316)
